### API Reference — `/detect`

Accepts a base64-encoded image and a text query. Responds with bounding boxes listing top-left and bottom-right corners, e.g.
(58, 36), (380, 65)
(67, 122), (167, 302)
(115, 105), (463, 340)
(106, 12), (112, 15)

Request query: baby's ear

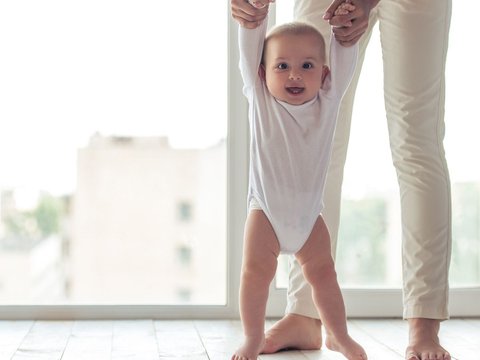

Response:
(259, 64), (266, 81)
(320, 65), (330, 88)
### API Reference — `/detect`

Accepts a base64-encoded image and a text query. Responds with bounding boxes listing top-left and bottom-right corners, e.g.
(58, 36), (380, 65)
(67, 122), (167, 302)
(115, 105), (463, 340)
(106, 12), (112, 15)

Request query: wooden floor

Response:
(0, 319), (478, 360)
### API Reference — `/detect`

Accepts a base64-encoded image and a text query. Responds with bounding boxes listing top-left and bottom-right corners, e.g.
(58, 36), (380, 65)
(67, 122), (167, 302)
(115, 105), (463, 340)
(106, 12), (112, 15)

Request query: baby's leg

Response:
(233, 210), (280, 360)
(295, 216), (367, 360)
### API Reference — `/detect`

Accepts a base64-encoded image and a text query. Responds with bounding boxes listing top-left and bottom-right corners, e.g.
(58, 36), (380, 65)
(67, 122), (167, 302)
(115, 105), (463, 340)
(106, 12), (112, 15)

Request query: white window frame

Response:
(0, 7), (479, 320)
(267, 287), (480, 318)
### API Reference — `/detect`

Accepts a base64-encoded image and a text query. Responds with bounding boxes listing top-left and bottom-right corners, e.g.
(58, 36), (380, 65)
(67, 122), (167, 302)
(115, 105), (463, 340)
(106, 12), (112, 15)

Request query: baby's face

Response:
(263, 33), (326, 105)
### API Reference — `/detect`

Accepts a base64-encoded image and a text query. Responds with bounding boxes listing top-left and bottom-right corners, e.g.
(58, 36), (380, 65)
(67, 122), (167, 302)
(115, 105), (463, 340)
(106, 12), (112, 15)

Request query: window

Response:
(2, 0), (476, 320)
(0, 0), (230, 311)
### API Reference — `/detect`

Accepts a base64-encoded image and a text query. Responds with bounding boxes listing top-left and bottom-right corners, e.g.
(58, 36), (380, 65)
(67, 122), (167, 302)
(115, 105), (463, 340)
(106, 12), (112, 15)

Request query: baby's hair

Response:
(262, 22), (326, 64)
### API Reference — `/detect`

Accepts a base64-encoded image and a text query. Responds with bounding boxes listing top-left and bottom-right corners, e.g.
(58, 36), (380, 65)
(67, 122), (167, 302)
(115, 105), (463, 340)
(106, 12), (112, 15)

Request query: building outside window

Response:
(0, 0), (227, 308)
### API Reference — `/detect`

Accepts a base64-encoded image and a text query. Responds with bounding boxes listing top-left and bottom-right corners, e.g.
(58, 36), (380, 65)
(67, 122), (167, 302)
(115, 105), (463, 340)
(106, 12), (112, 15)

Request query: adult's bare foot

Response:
(262, 313), (322, 354)
(405, 318), (451, 360)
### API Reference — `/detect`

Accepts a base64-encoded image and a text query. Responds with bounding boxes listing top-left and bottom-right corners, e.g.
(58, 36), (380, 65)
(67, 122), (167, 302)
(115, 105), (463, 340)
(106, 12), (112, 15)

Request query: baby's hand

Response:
(248, 0), (274, 9)
(334, 0), (356, 15)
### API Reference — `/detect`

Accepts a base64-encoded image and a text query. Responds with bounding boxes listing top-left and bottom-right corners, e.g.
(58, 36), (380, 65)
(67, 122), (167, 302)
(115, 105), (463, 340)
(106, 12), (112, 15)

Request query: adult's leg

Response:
(286, 0), (379, 319)
(233, 210), (280, 360)
(379, 0), (452, 359)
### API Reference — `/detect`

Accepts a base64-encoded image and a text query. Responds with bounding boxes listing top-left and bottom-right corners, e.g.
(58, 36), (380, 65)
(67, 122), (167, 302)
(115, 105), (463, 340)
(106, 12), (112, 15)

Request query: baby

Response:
(233, 1), (366, 360)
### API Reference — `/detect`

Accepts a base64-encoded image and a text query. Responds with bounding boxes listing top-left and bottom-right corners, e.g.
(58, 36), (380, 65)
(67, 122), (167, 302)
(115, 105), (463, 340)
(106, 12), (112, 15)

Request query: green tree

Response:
(336, 197), (388, 285)
(34, 194), (64, 237)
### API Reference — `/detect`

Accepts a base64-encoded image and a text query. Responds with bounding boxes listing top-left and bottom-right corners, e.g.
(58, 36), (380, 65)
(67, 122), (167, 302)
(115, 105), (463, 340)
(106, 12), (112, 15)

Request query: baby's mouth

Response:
(286, 87), (304, 95)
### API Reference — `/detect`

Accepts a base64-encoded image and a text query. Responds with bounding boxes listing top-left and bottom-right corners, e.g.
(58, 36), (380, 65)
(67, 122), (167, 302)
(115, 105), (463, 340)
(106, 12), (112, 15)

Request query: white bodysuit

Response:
(239, 19), (358, 254)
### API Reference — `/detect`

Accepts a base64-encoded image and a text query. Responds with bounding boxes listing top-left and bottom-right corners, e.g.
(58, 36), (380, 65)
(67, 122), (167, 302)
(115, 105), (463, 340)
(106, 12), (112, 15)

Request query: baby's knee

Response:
(242, 258), (277, 284)
(302, 261), (337, 288)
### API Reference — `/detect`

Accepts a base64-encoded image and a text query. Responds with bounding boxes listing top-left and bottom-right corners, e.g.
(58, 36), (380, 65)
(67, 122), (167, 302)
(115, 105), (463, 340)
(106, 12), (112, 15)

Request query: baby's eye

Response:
(277, 63), (288, 70)
(302, 62), (313, 69)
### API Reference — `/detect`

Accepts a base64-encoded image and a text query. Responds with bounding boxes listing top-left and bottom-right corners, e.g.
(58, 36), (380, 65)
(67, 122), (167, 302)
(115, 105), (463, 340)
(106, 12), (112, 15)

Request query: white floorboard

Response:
(62, 321), (113, 360)
(155, 321), (208, 359)
(11, 321), (72, 360)
(112, 320), (159, 360)
(0, 321), (33, 360)
(0, 318), (478, 360)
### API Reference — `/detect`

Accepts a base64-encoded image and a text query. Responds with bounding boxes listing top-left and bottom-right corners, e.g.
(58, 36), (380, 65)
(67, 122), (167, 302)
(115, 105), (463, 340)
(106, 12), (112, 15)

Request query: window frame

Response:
(267, 287), (480, 318)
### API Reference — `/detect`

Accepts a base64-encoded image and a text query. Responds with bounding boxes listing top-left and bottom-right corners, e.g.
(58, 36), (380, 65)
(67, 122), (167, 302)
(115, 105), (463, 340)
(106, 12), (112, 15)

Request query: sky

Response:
(0, 0), (479, 198)
(0, 0), (227, 195)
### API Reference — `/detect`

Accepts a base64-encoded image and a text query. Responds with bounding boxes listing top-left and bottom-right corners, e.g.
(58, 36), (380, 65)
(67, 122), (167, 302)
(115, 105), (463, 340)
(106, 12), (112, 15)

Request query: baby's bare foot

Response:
(325, 334), (367, 360)
(406, 319), (450, 360)
(232, 335), (265, 360)
(262, 313), (322, 354)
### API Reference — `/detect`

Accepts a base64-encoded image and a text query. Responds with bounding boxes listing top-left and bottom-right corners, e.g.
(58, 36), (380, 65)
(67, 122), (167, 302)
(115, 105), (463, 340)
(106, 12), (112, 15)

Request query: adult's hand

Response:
(324, 0), (380, 46)
(231, 0), (270, 29)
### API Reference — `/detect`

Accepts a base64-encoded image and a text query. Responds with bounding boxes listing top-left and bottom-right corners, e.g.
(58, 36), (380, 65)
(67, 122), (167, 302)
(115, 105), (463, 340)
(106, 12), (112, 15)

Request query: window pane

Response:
(275, 1), (480, 289)
(0, 1), (227, 304)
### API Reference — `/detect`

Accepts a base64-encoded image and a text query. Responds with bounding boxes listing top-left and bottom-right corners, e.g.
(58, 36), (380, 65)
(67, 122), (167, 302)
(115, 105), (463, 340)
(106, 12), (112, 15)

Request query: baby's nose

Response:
(289, 72), (302, 80)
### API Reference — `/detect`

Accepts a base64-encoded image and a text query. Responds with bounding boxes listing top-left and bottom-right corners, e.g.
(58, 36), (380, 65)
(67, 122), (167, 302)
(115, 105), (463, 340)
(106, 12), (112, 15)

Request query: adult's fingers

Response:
(231, 7), (268, 23)
(323, 0), (348, 20)
(331, 9), (368, 39)
(231, 0), (268, 27)
(329, 12), (355, 27)
(332, 19), (367, 38)
(233, 15), (263, 29)
(338, 33), (362, 47)
(333, 23), (367, 45)
(231, 0), (268, 20)
(248, 0), (271, 9)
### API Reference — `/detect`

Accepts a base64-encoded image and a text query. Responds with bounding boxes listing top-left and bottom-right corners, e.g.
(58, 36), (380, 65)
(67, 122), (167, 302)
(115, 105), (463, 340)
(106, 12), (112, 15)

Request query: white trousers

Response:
(287, 0), (452, 320)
